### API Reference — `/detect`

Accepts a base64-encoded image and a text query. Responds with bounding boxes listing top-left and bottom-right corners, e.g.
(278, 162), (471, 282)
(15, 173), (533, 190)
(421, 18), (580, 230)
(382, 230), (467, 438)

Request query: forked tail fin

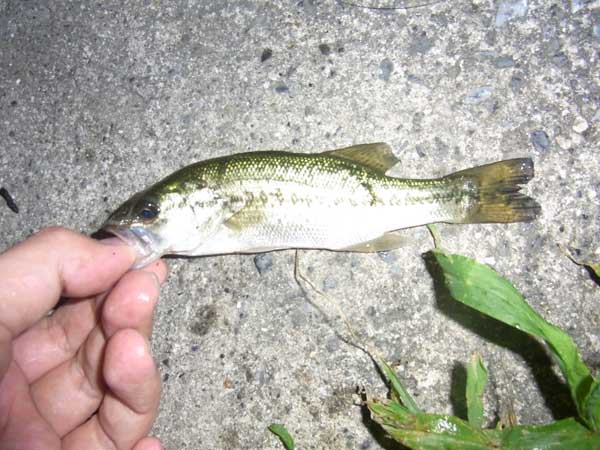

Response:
(445, 158), (541, 223)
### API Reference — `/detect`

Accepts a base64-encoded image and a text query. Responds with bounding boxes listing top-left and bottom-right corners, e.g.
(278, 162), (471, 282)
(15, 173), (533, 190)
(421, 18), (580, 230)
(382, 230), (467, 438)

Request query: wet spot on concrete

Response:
(190, 304), (218, 336)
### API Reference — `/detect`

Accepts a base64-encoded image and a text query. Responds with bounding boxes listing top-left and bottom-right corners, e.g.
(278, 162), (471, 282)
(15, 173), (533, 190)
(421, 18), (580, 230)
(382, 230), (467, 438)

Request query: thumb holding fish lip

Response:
(0, 227), (137, 338)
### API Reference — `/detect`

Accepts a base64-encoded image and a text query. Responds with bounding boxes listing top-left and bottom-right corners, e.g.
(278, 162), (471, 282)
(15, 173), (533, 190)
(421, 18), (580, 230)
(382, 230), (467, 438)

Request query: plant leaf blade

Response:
(430, 250), (596, 429)
(268, 423), (295, 450)
(379, 358), (421, 414)
(466, 354), (488, 428)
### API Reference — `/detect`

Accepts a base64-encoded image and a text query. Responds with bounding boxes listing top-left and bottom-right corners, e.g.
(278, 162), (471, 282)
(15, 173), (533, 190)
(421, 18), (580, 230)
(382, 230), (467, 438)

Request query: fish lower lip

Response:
(103, 225), (163, 269)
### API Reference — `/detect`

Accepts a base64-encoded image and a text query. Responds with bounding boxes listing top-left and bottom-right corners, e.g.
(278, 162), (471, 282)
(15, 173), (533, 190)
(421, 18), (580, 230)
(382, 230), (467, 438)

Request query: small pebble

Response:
(495, 0), (528, 28)
(494, 56), (515, 68)
(322, 276), (337, 291)
(318, 43), (331, 56)
(274, 83), (289, 94)
(260, 48), (272, 62)
(530, 130), (550, 152)
(378, 58), (394, 81)
(572, 116), (589, 134)
(464, 86), (493, 104)
(571, 0), (596, 13)
(254, 253), (273, 274)
(510, 73), (525, 92)
(556, 135), (573, 150)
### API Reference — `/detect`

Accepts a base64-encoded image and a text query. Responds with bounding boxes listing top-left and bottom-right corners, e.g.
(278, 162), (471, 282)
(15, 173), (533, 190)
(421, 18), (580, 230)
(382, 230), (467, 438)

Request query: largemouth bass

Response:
(103, 143), (540, 268)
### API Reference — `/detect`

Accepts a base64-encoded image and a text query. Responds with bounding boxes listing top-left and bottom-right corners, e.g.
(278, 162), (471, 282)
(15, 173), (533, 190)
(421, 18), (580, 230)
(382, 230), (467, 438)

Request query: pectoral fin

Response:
(323, 143), (399, 174)
(342, 232), (406, 252)
(224, 208), (267, 232)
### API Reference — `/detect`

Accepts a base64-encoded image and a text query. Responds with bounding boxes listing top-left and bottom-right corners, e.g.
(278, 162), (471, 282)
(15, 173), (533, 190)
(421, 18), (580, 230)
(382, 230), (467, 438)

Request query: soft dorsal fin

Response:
(322, 143), (399, 174)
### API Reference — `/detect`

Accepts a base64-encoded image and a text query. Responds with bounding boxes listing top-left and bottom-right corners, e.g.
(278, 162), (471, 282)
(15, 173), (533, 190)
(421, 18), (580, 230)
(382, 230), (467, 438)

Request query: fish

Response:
(102, 143), (540, 269)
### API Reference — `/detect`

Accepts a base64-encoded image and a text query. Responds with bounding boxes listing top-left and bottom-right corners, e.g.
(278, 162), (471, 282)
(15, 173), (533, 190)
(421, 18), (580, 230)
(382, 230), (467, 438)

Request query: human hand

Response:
(0, 227), (168, 450)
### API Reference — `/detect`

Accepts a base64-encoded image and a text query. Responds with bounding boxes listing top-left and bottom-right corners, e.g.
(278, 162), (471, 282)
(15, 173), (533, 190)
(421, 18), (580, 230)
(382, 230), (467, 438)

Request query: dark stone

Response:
(510, 73), (525, 92)
(531, 130), (550, 152)
(260, 48), (272, 62)
(409, 31), (433, 54)
(254, 253), (273, 274)
(318, 43), (331, 55)
(274, 83), (289, 94)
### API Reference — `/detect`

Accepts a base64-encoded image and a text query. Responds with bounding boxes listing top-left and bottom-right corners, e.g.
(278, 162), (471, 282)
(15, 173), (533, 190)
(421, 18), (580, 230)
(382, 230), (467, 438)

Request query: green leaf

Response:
(268, 423), (295, 450)
(430, 250), (597, 430)
(379, 358), (422, 414)
(500, 417), (600, 449)
(368, 399), (600, 450)
(368, 399), (500, 450)
(466, 354), (488, 428)
(583, 380), (600, 431)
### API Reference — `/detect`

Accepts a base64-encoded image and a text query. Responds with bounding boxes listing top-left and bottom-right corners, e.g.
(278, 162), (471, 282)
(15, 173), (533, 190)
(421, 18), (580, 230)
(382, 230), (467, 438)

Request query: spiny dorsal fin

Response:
(322, 143), (399, 174)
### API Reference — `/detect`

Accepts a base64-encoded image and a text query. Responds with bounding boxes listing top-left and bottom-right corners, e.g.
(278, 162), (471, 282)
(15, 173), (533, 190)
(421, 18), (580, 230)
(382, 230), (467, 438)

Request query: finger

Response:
(0, 228), (135, 336)
(0, 361), (61, 450)
(29, 326), (107, 436)
(13, 296), (99, 383)
(26, 262), (167, 434)
(13, 259), (167, 383)
(133, 437), (163, 450)
(62, 329), (161, 450)
(102, 268), (165, 339)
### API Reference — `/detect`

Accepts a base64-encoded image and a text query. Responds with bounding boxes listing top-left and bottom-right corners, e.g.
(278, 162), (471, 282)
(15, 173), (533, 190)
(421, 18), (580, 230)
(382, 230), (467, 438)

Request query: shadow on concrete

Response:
(358, 386), (410, 450)
(449, 361), (468, 421)
(584, 265), (600, 287)
(423, 251), (578, 421)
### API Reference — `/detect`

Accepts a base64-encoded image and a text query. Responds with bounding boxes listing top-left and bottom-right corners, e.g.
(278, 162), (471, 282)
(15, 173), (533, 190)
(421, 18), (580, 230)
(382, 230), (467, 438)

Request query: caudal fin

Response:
(446, 158), (541, 223)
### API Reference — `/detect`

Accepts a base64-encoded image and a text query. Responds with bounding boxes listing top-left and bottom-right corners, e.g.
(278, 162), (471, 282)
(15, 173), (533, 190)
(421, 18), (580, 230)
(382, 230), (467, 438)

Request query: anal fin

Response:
(342, 232), (406, 252)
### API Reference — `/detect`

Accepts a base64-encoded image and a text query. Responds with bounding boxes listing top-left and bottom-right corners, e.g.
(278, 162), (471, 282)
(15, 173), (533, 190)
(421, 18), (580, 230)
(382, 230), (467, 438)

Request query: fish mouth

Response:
(103, 225), (165, 269)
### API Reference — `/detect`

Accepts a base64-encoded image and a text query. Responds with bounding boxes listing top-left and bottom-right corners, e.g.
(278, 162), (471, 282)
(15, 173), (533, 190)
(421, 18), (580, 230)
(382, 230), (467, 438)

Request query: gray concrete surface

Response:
(1, 1), (599, 449)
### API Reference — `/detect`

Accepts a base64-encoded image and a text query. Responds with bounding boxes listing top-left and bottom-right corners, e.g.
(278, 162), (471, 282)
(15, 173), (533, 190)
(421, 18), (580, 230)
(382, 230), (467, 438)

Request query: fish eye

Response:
(138, 202), (159, 222)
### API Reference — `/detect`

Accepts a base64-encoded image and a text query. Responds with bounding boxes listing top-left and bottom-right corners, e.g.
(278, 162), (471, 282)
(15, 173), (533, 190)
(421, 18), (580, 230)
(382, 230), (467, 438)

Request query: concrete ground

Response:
(1, 1), (599, 449)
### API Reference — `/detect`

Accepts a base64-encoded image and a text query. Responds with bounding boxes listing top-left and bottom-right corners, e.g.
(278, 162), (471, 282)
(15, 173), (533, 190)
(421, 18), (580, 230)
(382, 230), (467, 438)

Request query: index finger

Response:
(0, 227), (136, 336)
